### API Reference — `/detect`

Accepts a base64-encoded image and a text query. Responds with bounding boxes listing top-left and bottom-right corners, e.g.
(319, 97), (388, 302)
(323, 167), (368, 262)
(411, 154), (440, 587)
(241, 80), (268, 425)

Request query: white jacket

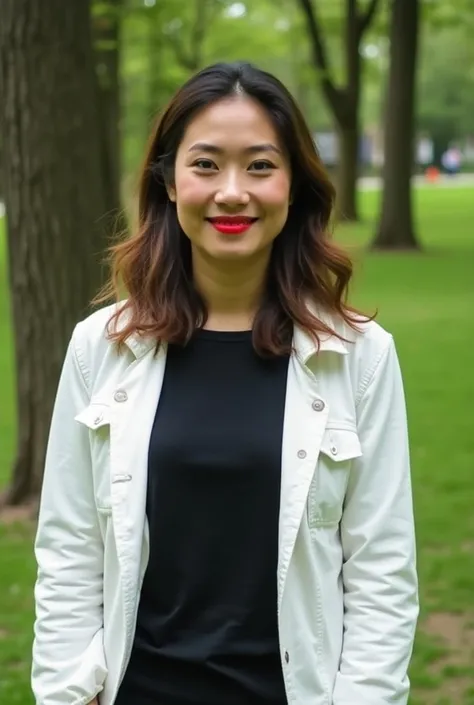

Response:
(32, 303), (418, 705)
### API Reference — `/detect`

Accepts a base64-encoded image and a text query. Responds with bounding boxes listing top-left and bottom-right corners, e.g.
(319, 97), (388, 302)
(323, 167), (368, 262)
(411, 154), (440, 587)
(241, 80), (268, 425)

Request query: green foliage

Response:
(115, 0), (474, 183)
(422, 0), (474, 30)
(417, 23), (474, 149)
(120, 0), (338, 178)
(117, 0), (474, 182)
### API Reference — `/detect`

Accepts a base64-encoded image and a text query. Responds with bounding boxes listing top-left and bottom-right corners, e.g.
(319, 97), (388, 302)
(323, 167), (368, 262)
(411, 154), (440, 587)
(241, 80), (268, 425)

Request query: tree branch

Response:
(171, 41), (189, 70)
(297, 0), (331, 74)
(189, 0), (208, 71)
(297, 0), (342, 114)
(166, 0), (212, 72)
(358, 0), (381, 38)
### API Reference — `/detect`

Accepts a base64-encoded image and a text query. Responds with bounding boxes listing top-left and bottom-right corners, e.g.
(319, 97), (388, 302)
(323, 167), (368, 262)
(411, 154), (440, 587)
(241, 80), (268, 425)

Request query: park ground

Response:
(0, 184), (474, 704)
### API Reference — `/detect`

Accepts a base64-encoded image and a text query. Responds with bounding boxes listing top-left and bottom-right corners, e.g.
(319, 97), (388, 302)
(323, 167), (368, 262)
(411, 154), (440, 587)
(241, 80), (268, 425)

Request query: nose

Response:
(214, 169), (250, 208)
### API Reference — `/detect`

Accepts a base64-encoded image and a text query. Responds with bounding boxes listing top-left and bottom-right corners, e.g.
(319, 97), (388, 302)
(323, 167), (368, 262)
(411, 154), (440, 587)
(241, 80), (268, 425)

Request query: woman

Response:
(32, 61), (418, 705)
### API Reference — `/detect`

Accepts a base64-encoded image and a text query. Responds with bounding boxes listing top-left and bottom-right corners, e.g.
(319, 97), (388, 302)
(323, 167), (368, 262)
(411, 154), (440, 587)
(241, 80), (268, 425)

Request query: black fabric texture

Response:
(115, 329), (289, 705)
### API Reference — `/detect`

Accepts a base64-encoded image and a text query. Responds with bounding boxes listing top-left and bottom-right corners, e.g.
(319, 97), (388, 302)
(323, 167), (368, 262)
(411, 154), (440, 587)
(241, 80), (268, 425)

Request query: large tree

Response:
(372, 0), (420, 250)
(297, 0), (381, 221)
(93, 0), (125, 221)
(0, 0), (110, 506)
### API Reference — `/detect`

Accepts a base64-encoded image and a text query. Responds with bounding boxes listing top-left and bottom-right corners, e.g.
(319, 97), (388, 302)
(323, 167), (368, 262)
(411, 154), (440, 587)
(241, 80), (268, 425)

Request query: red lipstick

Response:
(207, 216), (258, 235)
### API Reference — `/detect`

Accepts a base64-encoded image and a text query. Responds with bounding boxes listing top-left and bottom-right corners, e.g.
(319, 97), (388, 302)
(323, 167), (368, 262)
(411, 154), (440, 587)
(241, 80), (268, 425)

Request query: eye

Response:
(192, 158), (217, 170)
(248, 160), (275, 172)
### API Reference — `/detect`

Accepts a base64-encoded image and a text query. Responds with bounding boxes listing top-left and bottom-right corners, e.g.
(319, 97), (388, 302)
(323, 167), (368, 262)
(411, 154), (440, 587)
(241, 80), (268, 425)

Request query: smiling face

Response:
(167, 95), (292, 264)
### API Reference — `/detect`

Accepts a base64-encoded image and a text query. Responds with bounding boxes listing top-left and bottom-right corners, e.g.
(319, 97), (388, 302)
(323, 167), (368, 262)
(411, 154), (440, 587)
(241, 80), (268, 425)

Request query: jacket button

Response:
(312, 399), (325, 412)
(297, 449), (307, 459)
(114, 390), (128, 403)
(330, 445), (338, 456)
(93, 414), (103, 425)
(284, 651), (290, 664)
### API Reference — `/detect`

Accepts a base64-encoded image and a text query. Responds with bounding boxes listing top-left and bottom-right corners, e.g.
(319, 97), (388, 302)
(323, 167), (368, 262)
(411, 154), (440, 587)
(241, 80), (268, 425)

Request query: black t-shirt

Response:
(115, 329), (290, 705)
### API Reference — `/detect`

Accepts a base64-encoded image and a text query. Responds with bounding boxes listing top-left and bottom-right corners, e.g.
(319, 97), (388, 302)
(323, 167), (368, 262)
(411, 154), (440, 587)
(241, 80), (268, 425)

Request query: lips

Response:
(206, 216), (258, 235)
(207, 216), (258, 225)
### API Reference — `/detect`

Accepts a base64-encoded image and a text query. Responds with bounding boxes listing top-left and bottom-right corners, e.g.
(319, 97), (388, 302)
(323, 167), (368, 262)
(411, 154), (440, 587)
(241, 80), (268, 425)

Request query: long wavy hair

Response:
(95, 61), (369, 356)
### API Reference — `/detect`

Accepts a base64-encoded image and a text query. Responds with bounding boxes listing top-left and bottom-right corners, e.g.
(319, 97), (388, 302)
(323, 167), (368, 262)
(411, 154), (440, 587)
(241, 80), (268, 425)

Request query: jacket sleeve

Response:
(333, 337), (419, 705)
(32, 325), (107, 705)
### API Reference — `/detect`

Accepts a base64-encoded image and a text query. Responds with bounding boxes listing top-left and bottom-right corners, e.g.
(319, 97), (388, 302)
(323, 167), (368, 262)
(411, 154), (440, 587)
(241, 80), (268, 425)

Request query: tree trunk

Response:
(148, 3), (167, 121)
(372, 0), (420, 250)
(337, 123), (359, 221)
(335, 2), (360, 221)
(93, 0), (125, 225)
(0, 0), (109, 505)
(297, 0), (381, 223)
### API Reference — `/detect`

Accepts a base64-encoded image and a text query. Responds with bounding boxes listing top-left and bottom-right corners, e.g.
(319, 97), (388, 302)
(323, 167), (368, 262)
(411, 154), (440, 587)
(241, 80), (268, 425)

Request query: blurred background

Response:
(0, 0), (473, 703)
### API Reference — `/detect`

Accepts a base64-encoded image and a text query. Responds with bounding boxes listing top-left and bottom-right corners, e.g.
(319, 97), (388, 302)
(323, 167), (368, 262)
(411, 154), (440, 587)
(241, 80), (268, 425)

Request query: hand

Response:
(88, 700), (98, 705)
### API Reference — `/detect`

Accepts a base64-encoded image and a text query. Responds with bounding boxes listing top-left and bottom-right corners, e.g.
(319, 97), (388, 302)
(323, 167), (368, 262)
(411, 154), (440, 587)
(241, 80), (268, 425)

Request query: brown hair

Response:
(95, 61), (369, 356)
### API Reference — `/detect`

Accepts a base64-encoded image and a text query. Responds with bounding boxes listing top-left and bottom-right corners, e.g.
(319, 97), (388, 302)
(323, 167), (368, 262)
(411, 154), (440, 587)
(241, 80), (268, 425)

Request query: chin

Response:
(204, 238), (255, 258)
(209, 247), (254, 261)
(194, 237), (272, 263)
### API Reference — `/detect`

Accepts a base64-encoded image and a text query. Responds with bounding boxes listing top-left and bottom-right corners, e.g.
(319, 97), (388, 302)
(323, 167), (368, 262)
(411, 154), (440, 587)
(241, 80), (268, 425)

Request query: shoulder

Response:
(346, 315), (394, 363)
(347, 321), (401, 406)
(325, 311), (398, 404)
(74, 301), (124, 349)
(70, 301), (129, 389)
(317, 305), (394, 362)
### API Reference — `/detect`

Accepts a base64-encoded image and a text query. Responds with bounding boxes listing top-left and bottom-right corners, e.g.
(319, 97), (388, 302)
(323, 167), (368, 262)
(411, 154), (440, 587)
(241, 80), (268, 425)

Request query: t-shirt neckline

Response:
(196, 328), (253, 342)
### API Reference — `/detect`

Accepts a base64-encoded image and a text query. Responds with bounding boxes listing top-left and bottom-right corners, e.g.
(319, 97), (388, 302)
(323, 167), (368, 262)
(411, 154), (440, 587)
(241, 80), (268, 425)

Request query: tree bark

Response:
(337, 123), (359, 221)
(336, 0), (360, 221)
(297, 0), (381, 222)
(0, 0), (109, 505)
(147, 1), (167, 121)
(372, 0), (421, 250)
(93, 0), (125, 224)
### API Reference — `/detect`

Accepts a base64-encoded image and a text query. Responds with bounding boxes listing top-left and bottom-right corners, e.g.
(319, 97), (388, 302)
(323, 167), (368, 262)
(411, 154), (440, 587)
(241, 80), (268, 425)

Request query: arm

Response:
(333, 338), (419, 705)
(32, 326), (107, 705)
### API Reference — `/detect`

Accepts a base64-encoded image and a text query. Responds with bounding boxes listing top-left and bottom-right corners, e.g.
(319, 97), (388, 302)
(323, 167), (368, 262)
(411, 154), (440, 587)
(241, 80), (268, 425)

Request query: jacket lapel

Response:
(277, 319), (349, 611)
(109, 340), (167, 631)
(278, 352), (329, 614)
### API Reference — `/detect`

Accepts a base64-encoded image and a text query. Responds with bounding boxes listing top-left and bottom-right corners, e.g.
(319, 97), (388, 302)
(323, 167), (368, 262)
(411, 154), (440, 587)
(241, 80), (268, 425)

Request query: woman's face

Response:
(168, 95), (292, 263)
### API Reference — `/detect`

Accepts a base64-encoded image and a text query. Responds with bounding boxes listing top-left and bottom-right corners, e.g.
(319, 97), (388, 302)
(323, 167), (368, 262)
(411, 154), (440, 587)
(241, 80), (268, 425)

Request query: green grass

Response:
(1, 185), (474, 703)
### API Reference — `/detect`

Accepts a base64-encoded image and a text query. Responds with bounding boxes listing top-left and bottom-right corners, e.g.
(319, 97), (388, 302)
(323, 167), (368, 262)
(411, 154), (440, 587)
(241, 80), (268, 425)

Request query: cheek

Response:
(175, 173), (210, 209)
(259, 173), (291, 210)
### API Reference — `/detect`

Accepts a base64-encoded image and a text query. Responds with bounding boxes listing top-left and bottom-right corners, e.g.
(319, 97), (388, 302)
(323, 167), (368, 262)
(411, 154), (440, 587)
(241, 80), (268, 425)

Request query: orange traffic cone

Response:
(425, 166), (440, 183)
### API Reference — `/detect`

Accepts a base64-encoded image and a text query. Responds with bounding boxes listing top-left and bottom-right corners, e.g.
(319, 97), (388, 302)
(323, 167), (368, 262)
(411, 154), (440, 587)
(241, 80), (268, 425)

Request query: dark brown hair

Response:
(95, 61), (368, 356)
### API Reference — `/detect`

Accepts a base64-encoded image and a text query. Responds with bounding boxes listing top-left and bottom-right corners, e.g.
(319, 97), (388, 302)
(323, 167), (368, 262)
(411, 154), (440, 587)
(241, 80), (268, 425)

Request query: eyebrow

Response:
(188, 142), (282, 155)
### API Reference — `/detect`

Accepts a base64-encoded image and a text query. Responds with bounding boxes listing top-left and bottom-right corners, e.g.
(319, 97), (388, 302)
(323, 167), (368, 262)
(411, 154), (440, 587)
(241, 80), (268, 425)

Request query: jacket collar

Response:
(119, 303), (350, 363)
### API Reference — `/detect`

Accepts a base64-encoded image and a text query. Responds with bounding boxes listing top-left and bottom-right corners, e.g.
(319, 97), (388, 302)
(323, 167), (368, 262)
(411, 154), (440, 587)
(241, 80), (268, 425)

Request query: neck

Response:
(192, 248), (271, 331)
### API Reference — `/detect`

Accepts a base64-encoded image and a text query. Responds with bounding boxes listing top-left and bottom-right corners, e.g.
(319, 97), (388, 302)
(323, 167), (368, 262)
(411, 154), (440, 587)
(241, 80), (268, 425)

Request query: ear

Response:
(167, 184), (176, 202)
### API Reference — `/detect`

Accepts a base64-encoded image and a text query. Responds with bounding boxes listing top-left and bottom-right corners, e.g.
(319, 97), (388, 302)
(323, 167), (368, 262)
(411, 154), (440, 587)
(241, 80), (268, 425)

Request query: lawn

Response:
(1, 184), (474, 704)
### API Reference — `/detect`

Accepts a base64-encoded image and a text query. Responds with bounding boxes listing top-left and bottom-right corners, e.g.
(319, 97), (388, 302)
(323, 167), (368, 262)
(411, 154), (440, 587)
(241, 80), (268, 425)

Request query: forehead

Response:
(179, 96), (282, 151)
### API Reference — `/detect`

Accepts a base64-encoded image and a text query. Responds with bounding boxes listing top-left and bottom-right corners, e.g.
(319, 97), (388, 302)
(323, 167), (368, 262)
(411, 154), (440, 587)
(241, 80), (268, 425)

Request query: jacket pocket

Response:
(75, 402), (111, 432)
(75, 403), (112, 517)
(308, 428), (362, 527)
